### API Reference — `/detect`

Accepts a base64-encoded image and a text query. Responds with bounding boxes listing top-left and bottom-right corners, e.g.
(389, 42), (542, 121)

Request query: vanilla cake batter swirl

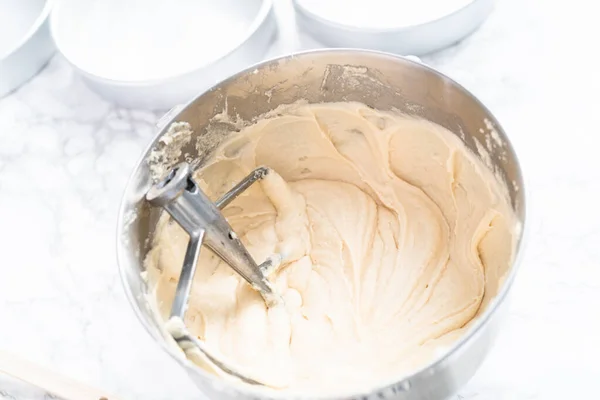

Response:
(145, 102), (517, 394)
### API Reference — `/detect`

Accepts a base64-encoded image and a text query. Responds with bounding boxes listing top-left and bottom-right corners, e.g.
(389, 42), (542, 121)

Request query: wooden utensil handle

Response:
(0, 350), (123, 400)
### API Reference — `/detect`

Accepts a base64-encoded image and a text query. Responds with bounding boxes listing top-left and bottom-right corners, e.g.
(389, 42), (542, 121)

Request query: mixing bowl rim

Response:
(116, 48), (526, 399)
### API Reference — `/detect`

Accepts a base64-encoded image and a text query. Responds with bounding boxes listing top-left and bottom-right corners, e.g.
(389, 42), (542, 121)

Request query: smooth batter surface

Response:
(145, 102), (517, 393)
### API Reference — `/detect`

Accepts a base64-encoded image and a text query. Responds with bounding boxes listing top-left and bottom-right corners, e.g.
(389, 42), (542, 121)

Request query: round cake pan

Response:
(293, 0), (495, 55)
(49, 0), (277, 110)
(117, 49), (526, 400)
(0, 0), (55, 98)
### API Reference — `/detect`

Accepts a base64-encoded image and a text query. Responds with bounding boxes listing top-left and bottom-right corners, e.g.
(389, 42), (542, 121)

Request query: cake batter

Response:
(145, 102), (517, 393)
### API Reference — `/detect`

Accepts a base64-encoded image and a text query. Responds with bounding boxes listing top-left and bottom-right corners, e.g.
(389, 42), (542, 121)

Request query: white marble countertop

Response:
(1, 0), (599, 399)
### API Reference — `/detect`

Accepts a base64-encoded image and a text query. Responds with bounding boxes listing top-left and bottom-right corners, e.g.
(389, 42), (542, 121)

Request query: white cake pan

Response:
(50, 0), (277, 110)
(293, 0), (495, 55)
(0, 0), (55, 98)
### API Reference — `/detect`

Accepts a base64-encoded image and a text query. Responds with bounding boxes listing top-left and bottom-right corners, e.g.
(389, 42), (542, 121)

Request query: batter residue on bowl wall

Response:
(145, 101), (517, 394)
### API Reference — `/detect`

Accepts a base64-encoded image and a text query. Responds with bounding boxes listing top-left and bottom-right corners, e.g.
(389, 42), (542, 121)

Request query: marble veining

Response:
(1, 0), (599, 399)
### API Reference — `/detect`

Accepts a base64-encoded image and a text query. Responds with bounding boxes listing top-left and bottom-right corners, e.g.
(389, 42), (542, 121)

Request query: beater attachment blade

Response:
(145, 162), (281, 385)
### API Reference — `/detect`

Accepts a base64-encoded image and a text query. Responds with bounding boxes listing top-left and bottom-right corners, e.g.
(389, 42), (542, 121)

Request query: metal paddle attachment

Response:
(146, 162), (281, 385)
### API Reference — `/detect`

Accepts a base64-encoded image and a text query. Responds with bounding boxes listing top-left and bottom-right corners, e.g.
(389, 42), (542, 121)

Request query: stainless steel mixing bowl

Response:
(117, 49), (525, 400)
